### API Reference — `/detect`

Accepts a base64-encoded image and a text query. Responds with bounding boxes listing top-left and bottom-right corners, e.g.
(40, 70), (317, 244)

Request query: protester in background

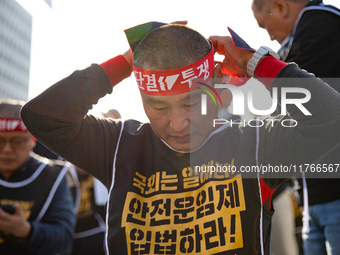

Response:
(0, 99), (75, 254)
(252, 1), (340, 254)
(252, 0), (340, 87)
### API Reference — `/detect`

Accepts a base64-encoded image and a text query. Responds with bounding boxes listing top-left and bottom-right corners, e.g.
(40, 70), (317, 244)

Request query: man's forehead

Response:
(252, 6), (267, 27)
(142, 90), (203, 103)
(253, 5), (264, 16)
(0, 132), (31, 139)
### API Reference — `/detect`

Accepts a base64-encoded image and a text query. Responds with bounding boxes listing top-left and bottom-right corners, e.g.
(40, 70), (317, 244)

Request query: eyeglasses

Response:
(0, 138), (31, 150)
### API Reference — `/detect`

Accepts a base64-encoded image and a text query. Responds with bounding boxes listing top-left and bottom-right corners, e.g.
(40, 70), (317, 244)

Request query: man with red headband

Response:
(0, 99), (75, 254)
(21, 24), (340, 255)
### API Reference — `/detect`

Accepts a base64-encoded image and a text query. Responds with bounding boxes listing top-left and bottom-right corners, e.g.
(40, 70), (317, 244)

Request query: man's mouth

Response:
(0, 158), (16, 164)
(171, 134), (191, 143)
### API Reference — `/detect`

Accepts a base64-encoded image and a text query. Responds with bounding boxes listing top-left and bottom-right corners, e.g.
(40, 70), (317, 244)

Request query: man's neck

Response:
(286, 1), (309, 32)
(291, 1), (309, 17)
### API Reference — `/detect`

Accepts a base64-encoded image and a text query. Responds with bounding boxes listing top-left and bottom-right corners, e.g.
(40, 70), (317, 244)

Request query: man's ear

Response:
(213, 64), (224, 92)
(215, 88), (223, 96)
(30, 136), (36, 150)
(214, 63), (223, 80)
(220, 89), (232, 108)
(272, 0), (289, 19)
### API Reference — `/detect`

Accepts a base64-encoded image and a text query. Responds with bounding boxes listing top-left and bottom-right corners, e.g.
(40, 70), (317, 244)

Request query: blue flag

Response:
(228, 27), (255, 52)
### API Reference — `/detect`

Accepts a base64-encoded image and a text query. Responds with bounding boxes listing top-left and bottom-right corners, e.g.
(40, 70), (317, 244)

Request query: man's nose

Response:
(169, 110), (190, 132)
(1, 141), (14, 152)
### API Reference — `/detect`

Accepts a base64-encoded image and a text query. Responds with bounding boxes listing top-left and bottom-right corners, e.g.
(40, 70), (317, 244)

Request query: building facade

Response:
(0, 0), (32, 101)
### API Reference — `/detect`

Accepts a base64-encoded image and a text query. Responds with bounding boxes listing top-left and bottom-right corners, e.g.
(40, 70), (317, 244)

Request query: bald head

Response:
(252, 0), (309, 12)
(252, 0), (271, 12)
(133, 25), (211, 71)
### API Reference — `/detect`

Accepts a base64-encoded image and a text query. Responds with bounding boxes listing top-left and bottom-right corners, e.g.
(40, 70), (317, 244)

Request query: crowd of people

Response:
(1, 0), (339, 254)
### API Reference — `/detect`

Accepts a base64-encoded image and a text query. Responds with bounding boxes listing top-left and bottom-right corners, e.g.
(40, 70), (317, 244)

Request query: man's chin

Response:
(165, 137), (204, 152)
(0, 165), (18, 174)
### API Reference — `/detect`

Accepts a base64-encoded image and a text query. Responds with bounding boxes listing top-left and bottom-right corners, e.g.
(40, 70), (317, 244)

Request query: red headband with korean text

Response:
(133, 42), (215, 95)
(125, 22), (255, 94)
(0, 118), (28, 132)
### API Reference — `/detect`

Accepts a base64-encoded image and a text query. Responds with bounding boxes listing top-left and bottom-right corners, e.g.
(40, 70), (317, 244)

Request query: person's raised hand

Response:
(209, 35), (254, 78)
(122, 48), (133, 71)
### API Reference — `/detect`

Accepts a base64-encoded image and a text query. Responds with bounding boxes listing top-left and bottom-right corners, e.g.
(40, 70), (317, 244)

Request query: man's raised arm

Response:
(21, 52), (132, 186)
(209, 35), (340, 187)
